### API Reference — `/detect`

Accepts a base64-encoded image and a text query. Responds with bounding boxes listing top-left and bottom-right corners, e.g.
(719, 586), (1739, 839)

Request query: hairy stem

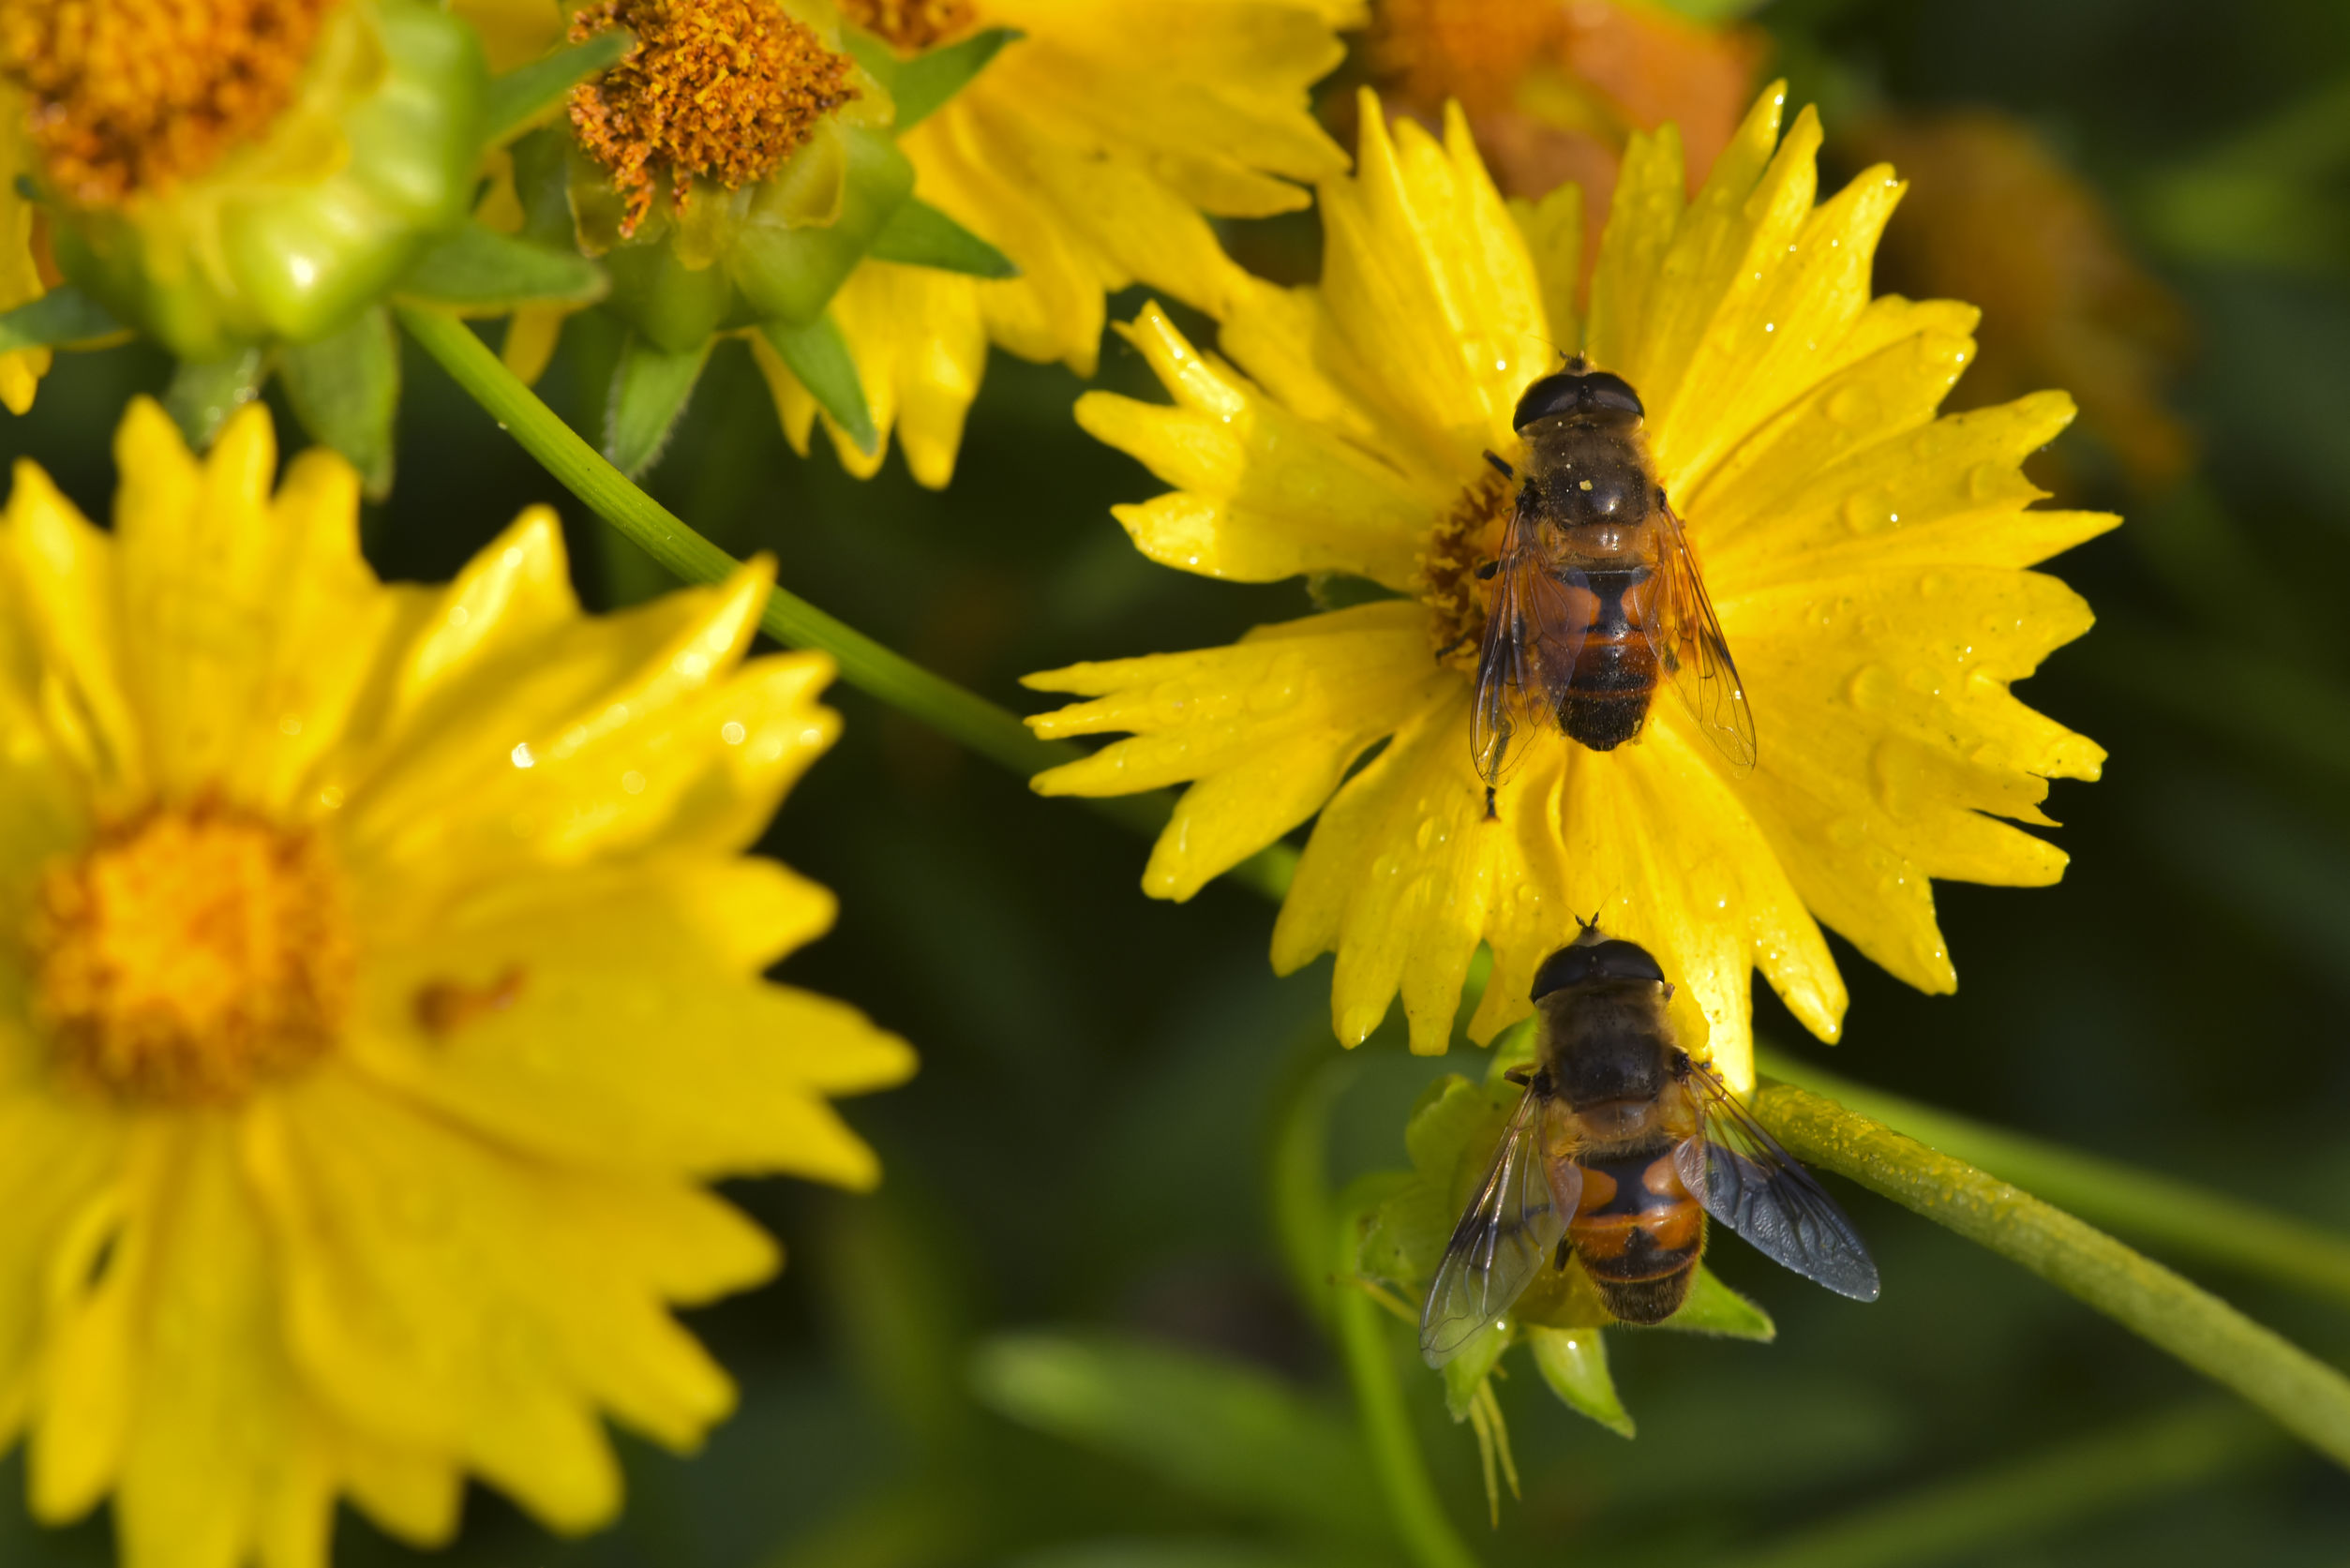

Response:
(1719, 1400), (2279, 1568)
(396, 306), (1294, 899)
(1754, 1080), (2350, 1470)
(1759, 1047), (2350, 1308)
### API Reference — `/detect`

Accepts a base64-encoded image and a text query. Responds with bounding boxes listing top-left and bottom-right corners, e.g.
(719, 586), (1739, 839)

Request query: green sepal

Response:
(278, 306), (402, 498)
(1651, 1267), (1776, 1340)
(0, 286), (124, 352)
(508, 127), (579, 249)
(395, 222), (607, 313)
(843, 27), (1019, 130)
(726, 127), (916, 325)
(602, 243), (735, 352)
(756, 313), (876, 454)
(1526, 1326), (1635, 1438)
(163, 350), (269, 450)
(485, 29), (633, 144)
(1439, 1322), (1512, 1421)
(866, 198), (1015, 277)
(604, 333), (711, 478)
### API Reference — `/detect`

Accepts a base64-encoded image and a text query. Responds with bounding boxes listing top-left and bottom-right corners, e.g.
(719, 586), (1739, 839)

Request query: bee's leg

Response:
(1474, 559), (1500, 581)
(1554, 1237), (1574, 1271)
(1483, 785), (1499, 821)
(1483, 450), (1515, 480)
(1432, 634), (1473, 661)
(1504, 1066), (1534, 1086)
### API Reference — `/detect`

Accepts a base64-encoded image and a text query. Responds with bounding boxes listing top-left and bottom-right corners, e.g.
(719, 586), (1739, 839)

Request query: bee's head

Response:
(1512, 365), (1644, 432)
(1530, 925), (1666, 1000)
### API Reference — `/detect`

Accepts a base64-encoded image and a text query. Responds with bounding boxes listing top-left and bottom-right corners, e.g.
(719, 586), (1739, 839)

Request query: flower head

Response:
(2, 0), (490, 360)
(765, 0), (1361, 486)
(0, 400), (913, 1562)
(1026, 89), (2116, 1088)
(0, 91), (52, 413)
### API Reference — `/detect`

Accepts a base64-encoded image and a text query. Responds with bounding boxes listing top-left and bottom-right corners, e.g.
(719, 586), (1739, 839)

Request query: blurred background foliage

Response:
(9, 0), (2350, 1562)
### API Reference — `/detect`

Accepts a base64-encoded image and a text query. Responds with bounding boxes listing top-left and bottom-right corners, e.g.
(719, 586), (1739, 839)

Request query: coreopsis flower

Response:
(1025, 89), (2116, 1090)
(0, 401), (913, 1565)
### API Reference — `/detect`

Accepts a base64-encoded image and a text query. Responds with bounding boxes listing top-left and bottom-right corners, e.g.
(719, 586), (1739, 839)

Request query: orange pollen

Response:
(1367, 0), (1563, 116)
(29, 801), (354, 1104)
(834, 0), (977, 53)
(0, 0), (340, 204)
(1418, 469), (1514, 670)
(568, 0), (859, 238)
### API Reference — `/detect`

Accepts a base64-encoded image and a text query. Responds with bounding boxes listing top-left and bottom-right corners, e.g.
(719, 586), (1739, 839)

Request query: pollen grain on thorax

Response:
(29, 799), (355, 1103)
(0, 0), (340, 204)
(569, 0), (859, 237)
(1419, 467), (1514, 668)
(835, 0), (977, 54)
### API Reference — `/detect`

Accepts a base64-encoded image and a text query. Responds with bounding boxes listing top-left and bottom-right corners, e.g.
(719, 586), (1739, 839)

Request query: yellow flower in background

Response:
(1026, 88), (2115, 1088)
(0, 403), (913, 1564)
(0, 88), (52, 414)
(765, 0), (1363, 487)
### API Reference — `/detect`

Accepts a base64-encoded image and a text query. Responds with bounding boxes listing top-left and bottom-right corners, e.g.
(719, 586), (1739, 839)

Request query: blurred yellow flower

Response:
(1026, 89), (2114, 1088)
(0, 88), (52, 413)
(0, 402), (913, 1564)
(771, 0), (1362, 486)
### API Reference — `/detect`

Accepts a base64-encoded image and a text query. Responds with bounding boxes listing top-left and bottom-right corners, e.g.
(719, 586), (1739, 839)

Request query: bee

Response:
(1474, 361), (1755, 808)
(1420, 925), (1878, 1364)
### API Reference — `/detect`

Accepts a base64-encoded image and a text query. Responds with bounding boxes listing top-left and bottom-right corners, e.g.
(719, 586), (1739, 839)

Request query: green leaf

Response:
(969, 1332), (1383, 1542)
(891, 27), (1019, 128)
(278, 306), (401, 498)
(507, 126), (578, 248)
(395, 222), (607, 313)
(1438, 1322), (1510, 1420)
(0, 286), (123, 353)
(485, 30), (634, 143)
(1525, 1325), (1635, 1438)
(1006, 1545), (1312, 1568)
(756, 313), (877, 454)
(603, 333), (711, 478)
(865, 197), (1016, 277)
(1652, 1266), (1776, 1340)
(163, 350), (269, 451)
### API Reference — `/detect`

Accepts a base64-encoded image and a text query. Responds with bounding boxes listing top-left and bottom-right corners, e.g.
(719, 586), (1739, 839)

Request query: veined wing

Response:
(1646, 496), (1757, 770)
(1670, 1061), (1879, 1302)
(1420, 1089), (1583, 1366)
(1472, 493), (1586, 787)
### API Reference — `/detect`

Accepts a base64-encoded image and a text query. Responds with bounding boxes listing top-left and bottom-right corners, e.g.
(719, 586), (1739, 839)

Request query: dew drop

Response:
(1825, 384), (1880, 427)
(1967, 461), (2009, 502)
(1846, 665), (1895, 713)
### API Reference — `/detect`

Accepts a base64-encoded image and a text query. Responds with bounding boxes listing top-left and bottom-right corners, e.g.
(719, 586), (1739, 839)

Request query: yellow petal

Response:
(0, 1091), (124, 1446)
(251, 1071), (765, 1531)
(0, 95), (50, 416)
(343, 858), (909, 1182)
(1074, 305), (1442, 590)
(2, 455), (144, 800)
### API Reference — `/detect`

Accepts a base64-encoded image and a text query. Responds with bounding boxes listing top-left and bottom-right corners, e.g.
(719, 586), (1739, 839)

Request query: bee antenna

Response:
(1573, 908), (1602, 933)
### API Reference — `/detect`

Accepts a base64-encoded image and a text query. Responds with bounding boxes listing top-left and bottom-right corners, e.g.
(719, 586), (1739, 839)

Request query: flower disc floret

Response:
(0, 0), (339, 204)
(836, 0), (975, 53)
(569, 0), (859, 238)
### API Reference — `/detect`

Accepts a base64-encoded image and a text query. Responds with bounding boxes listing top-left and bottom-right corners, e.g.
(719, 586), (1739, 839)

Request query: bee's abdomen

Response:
(1557, 566), (1657, 752)
(1569, 1148), (1703, 1325)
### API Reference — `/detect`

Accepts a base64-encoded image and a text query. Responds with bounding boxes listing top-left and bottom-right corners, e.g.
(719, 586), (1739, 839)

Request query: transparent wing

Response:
(1420, 1091), (1583, 1366)
(1646, 497), (1757, 771)
(1472, 496), (1585, 787)
(1671, 1061), (1879, 1302)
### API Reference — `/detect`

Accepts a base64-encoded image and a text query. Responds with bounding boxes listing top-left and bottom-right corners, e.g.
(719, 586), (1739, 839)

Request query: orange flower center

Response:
(30, 801), (354, 1104)
(569, 0), (858, 238)
(1367, 0), (1562, 117)
(1418, 468), (1513, 670)
(0, 0), (339, 204)
(834, 0), (976, 54)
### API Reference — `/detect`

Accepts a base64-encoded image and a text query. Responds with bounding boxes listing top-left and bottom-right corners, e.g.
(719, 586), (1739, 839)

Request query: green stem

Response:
(1759, 1047), (2350, 1308)
(1754, 1080), (2350, 1470)
(1333, 1190), (1483, 1568)
(395, 305), (1295, 900)
(1718, 1400), (2278, 1568)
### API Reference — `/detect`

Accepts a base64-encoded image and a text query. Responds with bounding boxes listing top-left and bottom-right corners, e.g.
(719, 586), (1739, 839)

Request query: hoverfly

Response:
(1421, 925), (1878, 1365)
(1474, 361), (1755, 806)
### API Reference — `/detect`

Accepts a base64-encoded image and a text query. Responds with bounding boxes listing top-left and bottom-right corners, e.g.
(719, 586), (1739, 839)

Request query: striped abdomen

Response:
(1568, 1145), (1703, 1324)
(1555, 564), (1659, 752)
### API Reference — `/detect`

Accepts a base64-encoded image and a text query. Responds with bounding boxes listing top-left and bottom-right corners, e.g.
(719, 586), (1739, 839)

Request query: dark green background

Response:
(7, 0), (2350, 1561)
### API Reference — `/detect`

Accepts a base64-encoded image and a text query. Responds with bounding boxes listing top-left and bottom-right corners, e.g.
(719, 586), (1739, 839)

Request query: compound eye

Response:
(1577, 372), (1644, 419)
(1529, 943), (1594, 999)
(1512, 373), (1580, 431)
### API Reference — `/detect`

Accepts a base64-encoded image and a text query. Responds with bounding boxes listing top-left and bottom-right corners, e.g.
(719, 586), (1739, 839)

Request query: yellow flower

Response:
(0, 87), (51, 414)
(1025, 89), (2115, 1088)
(765, 0), (1362, 487)
(0, 401), (914, 1564)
